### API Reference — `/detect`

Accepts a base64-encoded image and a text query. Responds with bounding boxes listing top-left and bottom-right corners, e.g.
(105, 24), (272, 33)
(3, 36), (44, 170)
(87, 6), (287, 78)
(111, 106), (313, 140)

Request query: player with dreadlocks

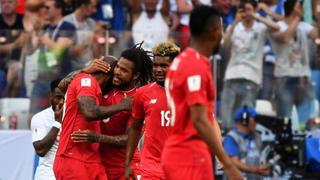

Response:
(124, 42), (180, 180)
(70, 43), (153, 180)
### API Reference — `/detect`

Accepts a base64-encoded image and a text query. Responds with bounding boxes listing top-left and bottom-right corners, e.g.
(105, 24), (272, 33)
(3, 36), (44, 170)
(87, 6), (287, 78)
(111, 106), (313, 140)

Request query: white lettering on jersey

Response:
(187, 75), (201, 92)
(160, 110), (171, 127)
(81, 78), (91, 87)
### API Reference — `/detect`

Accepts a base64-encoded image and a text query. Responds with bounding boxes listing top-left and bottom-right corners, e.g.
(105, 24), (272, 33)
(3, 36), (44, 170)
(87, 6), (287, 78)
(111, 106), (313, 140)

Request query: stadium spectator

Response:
(95, 0), (126, 31)
(124, 42), (180, 179)
(0, 0), (25, 97)
(163, 5), (242, 180)
(31, 79), (64, 180)
(131, 0), (170, 50)
(61, 0), (97, 71)
(53, 57), (117, 180)
(270, 0), (318, 129)
(220, 0), (279, 130)
(29, 0), (76, 116)
(223, 105), (270, 180)
(70, 45), (153, 180)
(175, 0), (192, 50)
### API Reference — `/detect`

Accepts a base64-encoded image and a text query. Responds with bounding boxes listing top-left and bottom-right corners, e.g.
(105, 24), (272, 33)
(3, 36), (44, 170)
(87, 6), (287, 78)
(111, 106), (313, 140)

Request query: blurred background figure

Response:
(61, 0), (97, 71)
(270, 0), (318, 130)
(220, 0), (279, 130)
(0, 0), (25, 97)
(223, 105), (270, 180)
(131, 0), (170, 50)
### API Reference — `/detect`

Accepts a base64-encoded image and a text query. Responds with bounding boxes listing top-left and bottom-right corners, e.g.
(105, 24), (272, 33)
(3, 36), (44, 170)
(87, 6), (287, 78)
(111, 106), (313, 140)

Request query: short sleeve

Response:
(30, 114), (47, 142)
(56, 21), (76, 41)
(76, 76), (100, 101)
(182, 66), (209, 107)
(131, 88), (145, 121)
(223, 135), (240, 157)
(300, 22), (314, 36)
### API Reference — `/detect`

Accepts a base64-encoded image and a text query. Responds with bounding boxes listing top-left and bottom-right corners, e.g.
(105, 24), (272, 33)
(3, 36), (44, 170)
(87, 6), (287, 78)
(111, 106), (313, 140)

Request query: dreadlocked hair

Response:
(152, 42), (181, 60)
(120, 42), (153, 86)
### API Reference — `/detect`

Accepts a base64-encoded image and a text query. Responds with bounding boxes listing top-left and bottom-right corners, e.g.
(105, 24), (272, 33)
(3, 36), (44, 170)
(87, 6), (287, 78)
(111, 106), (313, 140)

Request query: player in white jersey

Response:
(31, 79), (64, 180)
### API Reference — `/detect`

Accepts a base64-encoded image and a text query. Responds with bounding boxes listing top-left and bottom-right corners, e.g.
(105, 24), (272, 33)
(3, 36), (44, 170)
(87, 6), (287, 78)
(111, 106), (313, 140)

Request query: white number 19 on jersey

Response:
(160, 110), (171, 127)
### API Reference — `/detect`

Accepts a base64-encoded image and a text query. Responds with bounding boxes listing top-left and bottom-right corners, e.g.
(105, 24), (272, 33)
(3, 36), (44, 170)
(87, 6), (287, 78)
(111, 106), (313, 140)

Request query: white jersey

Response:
(31, 107), (59, 180)
(132, 11), (169, 50)
(224, 21), (267, 85)
(270, 21), (314, 77)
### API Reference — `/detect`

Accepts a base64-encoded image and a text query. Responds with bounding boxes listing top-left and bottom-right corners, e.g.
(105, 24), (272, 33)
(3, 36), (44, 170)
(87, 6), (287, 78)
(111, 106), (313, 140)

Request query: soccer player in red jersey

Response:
(124, 42), (181, 180)
(53, 56), (130, 180)
(71, 45), (153, 180)
(163, 6), (243, 180)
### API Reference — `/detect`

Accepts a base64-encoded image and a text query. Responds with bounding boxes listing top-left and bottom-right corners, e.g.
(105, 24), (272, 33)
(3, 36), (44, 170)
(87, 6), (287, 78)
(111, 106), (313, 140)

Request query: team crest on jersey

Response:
(187, 75), (201, 92)
(81, 78), (91, 87)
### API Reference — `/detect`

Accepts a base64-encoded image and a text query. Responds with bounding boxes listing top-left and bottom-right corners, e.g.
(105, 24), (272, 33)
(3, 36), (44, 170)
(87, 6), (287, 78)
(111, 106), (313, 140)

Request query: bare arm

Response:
(309, 27), (318, 40)
(190, 104), (243, 179)
(253, 14), (280, 31)
(222, 9), (242, 48)
(71, 130), (128, 147)
(77, 96), (131, 121)
(258, 2), (284, 21)
(33, 105), (63, 157)
(125, 117), (143, 167)
(161, 0), (170, 18)
(231, 157), (270, 176)
(33, 127), (59, 157)
(40, 36), (72, 51)
(270, 16), (300, 43)
(176, 0), (193, 14)
(131, 0), (142, 22)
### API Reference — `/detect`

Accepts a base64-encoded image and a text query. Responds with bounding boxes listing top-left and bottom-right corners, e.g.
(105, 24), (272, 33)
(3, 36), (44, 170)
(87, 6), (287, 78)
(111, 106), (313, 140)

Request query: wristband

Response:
(53, 121), (61, 129)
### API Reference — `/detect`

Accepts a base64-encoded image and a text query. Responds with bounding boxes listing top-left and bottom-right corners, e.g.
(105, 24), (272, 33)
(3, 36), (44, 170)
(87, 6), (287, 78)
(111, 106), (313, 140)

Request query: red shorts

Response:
(162, 164), (214, 180)
(105, 161), (141, 180)
(53, 155), (107, 180)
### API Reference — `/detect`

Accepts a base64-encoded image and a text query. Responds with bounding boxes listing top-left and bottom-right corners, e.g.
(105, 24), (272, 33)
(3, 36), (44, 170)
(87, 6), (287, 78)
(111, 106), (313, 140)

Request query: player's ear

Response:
(133, 72), (140, 81)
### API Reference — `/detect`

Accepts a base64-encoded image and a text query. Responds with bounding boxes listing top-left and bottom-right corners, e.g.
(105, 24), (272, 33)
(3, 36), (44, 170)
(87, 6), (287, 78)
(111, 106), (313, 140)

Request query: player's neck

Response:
(189, 39), (213, 58)
(117, 83), (136, 92)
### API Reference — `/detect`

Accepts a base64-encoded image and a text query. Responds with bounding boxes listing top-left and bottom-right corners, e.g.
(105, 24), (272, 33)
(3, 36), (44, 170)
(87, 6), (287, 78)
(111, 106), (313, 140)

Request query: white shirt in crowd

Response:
(270, 21), (314, 78)
(132, 11), (169, 50)
(224, 21), (268, 85)
(31, 107), (59, 180)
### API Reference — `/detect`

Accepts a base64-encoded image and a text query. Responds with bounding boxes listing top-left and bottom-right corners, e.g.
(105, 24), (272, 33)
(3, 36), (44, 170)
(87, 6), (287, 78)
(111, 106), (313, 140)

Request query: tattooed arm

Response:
(77, 96), (132, 121)
(71, 129), (128, 147)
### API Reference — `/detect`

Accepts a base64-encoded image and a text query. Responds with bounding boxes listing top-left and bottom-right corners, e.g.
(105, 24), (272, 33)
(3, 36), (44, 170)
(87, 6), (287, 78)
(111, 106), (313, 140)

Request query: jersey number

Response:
(160, 110), (171, 127)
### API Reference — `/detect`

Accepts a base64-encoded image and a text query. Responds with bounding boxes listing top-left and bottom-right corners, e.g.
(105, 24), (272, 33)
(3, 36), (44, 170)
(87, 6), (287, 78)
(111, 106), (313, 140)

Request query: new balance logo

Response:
(150, 99), (157, 104)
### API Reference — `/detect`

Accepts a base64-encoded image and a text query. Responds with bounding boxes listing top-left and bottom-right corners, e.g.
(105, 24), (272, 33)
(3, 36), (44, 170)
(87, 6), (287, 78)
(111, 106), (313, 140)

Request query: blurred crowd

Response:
(0, 0), (319, 131)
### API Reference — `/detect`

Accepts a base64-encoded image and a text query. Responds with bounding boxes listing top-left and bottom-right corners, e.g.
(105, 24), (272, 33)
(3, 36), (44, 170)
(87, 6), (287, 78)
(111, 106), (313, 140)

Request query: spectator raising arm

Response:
(258, 2), (284, 21)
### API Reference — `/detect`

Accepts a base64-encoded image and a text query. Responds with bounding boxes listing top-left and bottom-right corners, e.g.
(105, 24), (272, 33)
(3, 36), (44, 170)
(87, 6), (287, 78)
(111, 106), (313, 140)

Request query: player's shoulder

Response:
(137, 82), (157, 92)
(31, 107), (53, 126)
(73, 73), (98, 86)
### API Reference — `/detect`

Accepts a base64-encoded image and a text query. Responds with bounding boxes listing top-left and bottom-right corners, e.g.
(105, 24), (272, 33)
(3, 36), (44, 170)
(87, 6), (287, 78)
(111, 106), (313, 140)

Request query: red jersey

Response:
(56, 73), (102, 163)
(100, 88), (140, 174)
(163, 48), (215, 166)
(131, 82), (170, 176)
